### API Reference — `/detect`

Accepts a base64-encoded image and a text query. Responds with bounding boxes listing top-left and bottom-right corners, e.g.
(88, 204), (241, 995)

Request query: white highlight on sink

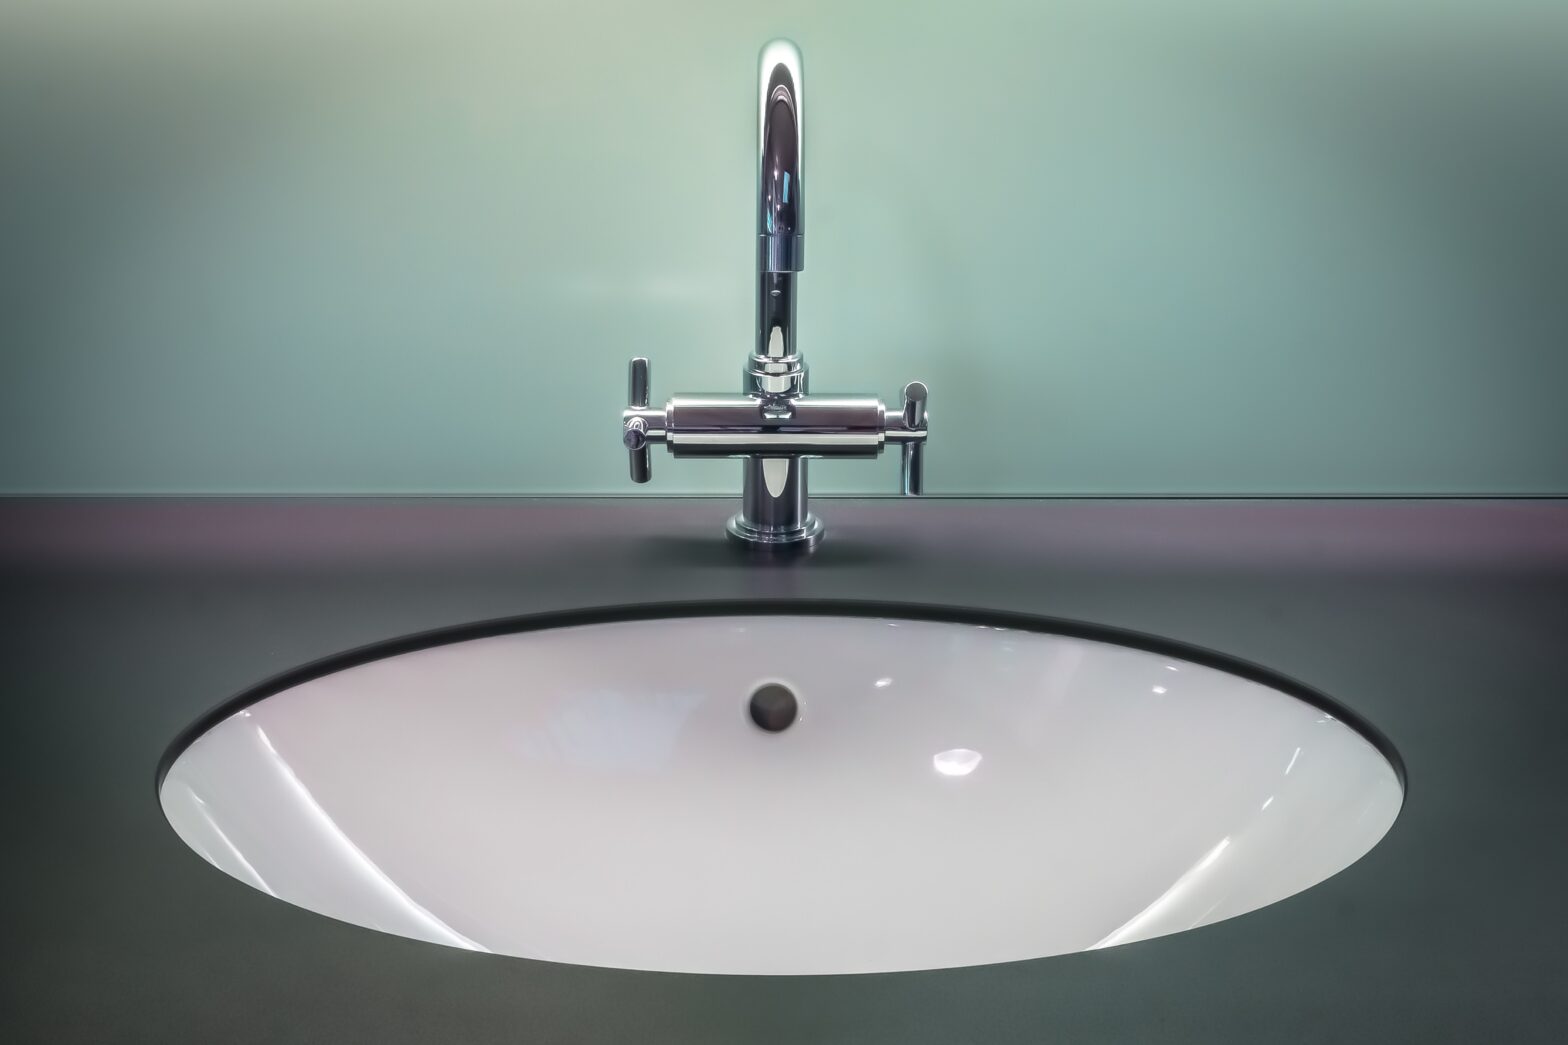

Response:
(159, 614), (1403, 975)
(1090, 836), (1233, 950)
(932, 747), (983, 777)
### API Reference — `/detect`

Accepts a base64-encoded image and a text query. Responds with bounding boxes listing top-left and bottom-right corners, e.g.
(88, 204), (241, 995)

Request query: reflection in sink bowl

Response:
(158, 604), (1404, 975)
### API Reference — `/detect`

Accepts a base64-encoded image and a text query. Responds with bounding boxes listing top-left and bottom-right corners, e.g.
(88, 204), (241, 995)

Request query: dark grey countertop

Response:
(2, 498), (1565, 1044)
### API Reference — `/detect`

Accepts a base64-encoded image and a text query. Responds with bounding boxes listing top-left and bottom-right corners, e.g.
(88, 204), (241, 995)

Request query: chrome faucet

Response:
(620, 39), (929, 554)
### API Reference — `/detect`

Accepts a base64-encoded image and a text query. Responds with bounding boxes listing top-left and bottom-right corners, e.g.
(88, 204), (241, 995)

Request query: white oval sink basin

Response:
(159, 608), (1403, 975)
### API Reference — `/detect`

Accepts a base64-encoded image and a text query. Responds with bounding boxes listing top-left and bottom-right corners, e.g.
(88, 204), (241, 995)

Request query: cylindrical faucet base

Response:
(728, 457), (822, 552)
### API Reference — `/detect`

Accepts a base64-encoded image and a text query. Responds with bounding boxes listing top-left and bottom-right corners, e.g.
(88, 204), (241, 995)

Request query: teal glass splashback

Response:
(2, 1), (1564, 494)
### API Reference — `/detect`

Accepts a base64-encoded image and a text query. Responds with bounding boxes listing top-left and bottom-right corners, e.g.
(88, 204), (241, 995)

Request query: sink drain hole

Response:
(748, 683), (798, 733)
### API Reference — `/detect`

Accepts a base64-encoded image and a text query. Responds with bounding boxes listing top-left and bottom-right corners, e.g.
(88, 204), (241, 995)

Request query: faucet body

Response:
(621, 40), (929, 553)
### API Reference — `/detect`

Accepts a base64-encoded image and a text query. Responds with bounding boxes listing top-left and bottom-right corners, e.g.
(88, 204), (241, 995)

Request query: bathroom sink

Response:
(159, 605), (1403, 975)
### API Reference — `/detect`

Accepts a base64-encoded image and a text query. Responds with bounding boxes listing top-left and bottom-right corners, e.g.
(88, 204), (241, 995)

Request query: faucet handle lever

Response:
(625, 357), (652, 483)
(629, 357), (650, 409)
(899, 381), (928, 496)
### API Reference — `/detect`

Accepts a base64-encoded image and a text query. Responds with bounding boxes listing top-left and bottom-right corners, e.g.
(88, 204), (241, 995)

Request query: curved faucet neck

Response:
(752, 40), (806, 396)
(758, 40), (804, 275)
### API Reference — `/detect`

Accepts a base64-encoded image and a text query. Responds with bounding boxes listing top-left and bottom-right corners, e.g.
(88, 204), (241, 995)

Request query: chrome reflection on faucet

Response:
(620, 39), (930, 553)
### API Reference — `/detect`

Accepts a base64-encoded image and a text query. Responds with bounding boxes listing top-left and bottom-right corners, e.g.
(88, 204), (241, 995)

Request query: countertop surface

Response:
(2, 498), (1565, 1044)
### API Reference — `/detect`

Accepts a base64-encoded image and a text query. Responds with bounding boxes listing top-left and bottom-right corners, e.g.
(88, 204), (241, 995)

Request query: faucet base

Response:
(725, 512), (824, 554)
(729, 456), (821, 553)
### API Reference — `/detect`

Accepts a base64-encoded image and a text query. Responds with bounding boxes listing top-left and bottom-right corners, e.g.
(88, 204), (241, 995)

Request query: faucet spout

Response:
(754, 41), (806, 382)
(758, 40), (804, 276)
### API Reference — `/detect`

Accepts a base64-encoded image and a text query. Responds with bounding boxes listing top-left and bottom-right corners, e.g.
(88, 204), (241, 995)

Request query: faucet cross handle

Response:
(624, 357), (653, 483)
(900, 381), (928, 496)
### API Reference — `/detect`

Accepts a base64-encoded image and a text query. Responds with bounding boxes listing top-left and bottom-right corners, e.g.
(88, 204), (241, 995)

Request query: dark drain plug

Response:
(748, 683), (799, 733)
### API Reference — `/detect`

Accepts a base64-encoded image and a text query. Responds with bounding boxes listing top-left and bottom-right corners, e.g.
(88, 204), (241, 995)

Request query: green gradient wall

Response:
(3, 0), (1565, 495)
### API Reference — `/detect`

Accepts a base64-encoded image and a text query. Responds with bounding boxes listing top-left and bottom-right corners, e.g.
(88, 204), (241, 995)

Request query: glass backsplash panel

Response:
(2, 0), (1564, 494)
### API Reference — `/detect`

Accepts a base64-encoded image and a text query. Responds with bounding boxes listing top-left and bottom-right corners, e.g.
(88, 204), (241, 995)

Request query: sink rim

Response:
(155, 598), (1407, 801)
